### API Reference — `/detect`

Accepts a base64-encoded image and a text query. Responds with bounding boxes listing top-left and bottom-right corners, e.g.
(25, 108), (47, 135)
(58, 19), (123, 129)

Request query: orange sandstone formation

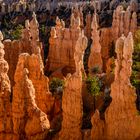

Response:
(112, 5), (137, 40)
(14, 53), (54, 119)
(46, 16), (87, 77)
(58, 35), (84, 140)
(88, 14), (103, 73)
(12, 59), (50, 139)
(4, 12), (43, 88)
(72, 6), (84, 28)
(85, 13), (92, 39)
(100, 5), (137, 71)
(0, 31), (12, 140)
(91, 33), (140, 140)
(100, 28), (113, 71)
(130, 0), (138, 12)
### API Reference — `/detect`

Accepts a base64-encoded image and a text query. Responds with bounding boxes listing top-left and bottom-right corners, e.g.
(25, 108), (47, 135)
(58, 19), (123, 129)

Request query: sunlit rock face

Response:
(12, 57), (50, 140)
(0, 31), (51, 140)
(46, 15), (87, 77)
(88, 14), (103, 74)
(100, 27), (113, 71)
(0, 31), (12, 140)
(3, 12), (43, 88)
(91, 33), (140, 140)
(85, 13), (92, 40)
(112, 5), (137, 41)
(100, 5), (137, 71)
(58, 36), (84, 140)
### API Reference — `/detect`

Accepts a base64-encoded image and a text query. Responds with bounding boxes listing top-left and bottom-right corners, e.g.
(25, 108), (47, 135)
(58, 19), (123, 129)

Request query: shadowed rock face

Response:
(58, 72), (83, 140)
(91, 33), (140, 140)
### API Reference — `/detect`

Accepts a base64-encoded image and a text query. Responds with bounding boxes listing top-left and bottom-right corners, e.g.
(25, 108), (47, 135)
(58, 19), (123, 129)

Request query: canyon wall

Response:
(12, 58), (50, 140)
(58, 33), (85, 140)
(91, 33), (140, 140)
(112, 5), (137, 41)
(0, 31), (51, 140)
(0, 31), (12, 140)
(46, 15), (87, 77)
(4, 12), (43, 88)
(88, 14), (103, 73)
(100, 5), (137, 71)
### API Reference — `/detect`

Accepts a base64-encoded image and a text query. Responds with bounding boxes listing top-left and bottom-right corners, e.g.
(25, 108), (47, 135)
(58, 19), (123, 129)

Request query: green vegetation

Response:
(11, 24), (24, 40)
(49, 78), (65, 93)
(40, 25), (46, 37)
(2, 24), (24, 40)
(86, 75), (100, 96)
(131, 30), (140, 90)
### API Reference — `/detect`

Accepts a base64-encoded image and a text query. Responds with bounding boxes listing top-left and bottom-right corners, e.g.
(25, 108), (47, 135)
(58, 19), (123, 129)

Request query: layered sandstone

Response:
(13, 53), (54, 119)
(58, 34), (84, 140)
(88, 14), (103, 73)
(130, 0), (138, 12)
(85, 13), (92, 40)
(112, 5), (137, 41)
(12, 61), (50, 139)
(0, 31), (12, 140)
(100, 28), (113, 71)
(4, 12), (43, 88)
(46, 16), (87, 77)
(100, 5), (137, 71)
(91, 33), (140, 140)
(72, 6), (84, 28)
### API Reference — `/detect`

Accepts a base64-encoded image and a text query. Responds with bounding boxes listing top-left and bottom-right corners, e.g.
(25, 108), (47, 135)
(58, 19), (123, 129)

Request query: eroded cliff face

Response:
(85, 13), (92, 40)
(91, 33), (140, 140)
(14, 53), (55, 120)
(99, 4), (138, 71)
(12, 66), (50, 140)
(46, 14), (87, 77)
(58, 34), (84, 140)
(0, 3), (139, 139)
(0, 31), (51, 140)
(88, 14), (103, 73)
(58, 72), (83, 140)
(112, 5), (137, 41)
(4, 12), (43, 88)
(0, 32), (12, 140)
(100, 28), (113, 71)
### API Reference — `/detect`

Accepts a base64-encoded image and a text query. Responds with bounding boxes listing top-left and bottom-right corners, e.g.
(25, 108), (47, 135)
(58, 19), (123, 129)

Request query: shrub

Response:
(49, 78), (64, 93)
(11, 24), (23, 40)
(86, 75), (100, 96)
(40, 24), (46, 37)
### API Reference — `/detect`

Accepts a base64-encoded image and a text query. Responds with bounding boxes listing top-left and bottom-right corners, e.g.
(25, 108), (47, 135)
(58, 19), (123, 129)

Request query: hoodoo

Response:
(0, 1), (139, 139)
